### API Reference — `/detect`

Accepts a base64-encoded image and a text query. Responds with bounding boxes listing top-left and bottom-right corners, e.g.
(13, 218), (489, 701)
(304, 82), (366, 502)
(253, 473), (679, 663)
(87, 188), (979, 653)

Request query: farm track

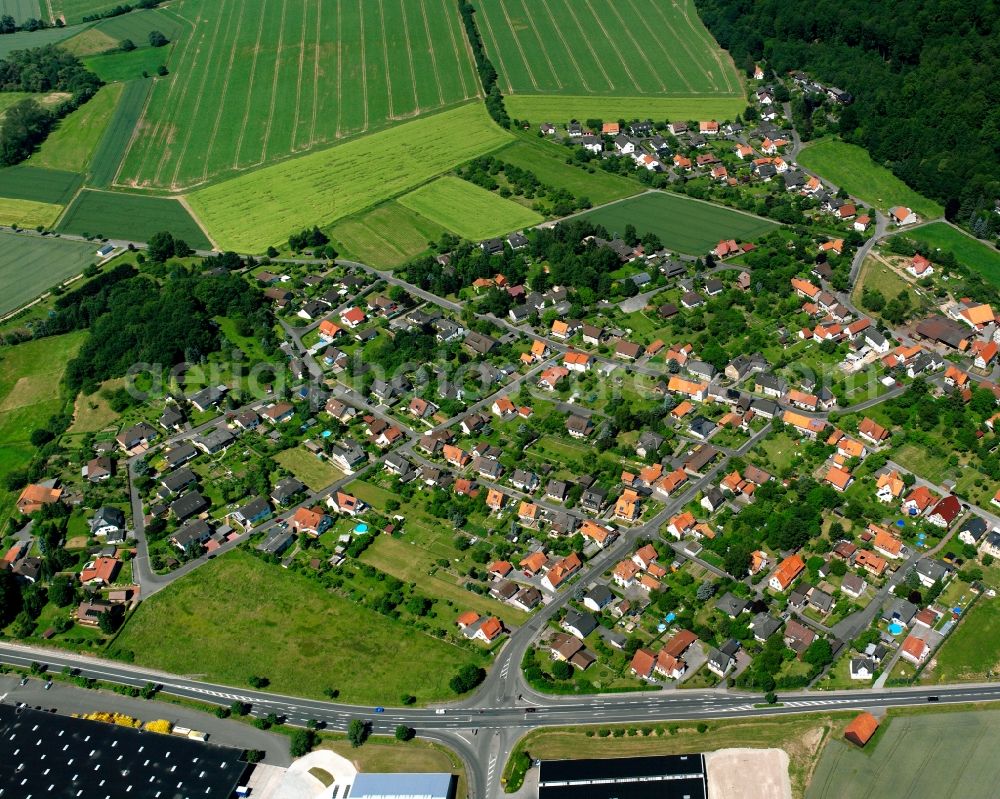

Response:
(231, 0), (269, 169)
(438, 0), (471, 98)
(376, 0), (394, 120)
(579, 0), (645, 94)
(514, 0), (561, 90)
(476, 0), (518, 95)
(258, 0), (289, 165)
(536, 0), (593, 93)
(398, 0), (421, 115)
(289, 0), (309, 149)
(495, 0), (541, 91)
(604, 0), (667, 92)
(648, 0), (720, 92)
(418, 0), (446, 106)
(200, 0), (243, 182)
(622, 0), (695, 92)
(557, 0), (616, 92)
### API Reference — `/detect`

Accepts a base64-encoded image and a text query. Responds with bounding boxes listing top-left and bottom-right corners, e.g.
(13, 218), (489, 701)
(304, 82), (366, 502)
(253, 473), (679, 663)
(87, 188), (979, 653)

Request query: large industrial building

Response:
(537, 754), (708, 799)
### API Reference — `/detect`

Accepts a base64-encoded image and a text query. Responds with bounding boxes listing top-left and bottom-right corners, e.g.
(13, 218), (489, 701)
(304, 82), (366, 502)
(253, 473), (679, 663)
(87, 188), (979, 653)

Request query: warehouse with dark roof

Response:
(537, 754), (707, 799)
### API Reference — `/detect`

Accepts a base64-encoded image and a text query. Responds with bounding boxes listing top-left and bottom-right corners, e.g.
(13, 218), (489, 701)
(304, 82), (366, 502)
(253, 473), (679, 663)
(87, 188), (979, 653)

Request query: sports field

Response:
(807, 708), (1000, 799)
(476, 0), (742, 110)
(58, 189), (212, 249)
(498, 139), (639, 205)
(0, 165), (82, 204)
(330, 202), (446, 269)
(87, 79), (150, 187)
(899, 222), (1000, 288)
(116, 0), (481, 190)
(575, 191), (778, 254)
(29, 83), (122, 173)
(110, 549), (482, 703)
(398, 176), (543, 240)
(187, 103), (513, 252)
(798, 139), (944, 219)
(0, 232), (98, 314)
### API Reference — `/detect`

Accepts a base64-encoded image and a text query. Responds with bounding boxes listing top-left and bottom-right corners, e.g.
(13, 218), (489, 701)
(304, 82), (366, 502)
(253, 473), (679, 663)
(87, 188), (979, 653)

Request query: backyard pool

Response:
(888, 622), (904, 635)
(354, 523), (369, 534)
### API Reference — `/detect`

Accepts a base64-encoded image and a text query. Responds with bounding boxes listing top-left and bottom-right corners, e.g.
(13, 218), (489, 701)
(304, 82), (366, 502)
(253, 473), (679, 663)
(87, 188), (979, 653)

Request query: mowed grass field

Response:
(0, 332), (86, 524)
(807, 708), (1000, 799)
(58, 189), (212, 248)
(476, 0), (741, 97)
(0, 232), (98, 314)
(116, 0), (481, 190)
(111, 549), (482, 703)
(798, 139), (944, 219)
(498, 139), (639, 205)
(330, 202), (446, 269)
(397, 176), (543, 240)
(274, 446), (344, 491)
(576, 191), (778, 254)
(29, 83), (123, 173)
(900, 221), (1000, 288)
(187, 103), (514, 252)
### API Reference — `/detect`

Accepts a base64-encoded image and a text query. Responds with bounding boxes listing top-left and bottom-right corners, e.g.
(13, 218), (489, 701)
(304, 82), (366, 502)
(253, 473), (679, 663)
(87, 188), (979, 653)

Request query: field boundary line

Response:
(417, 0), (445, 106)
(309, 0), (322, 144)
(439, 0), (475, 98)
(290, 0), (310, 149)
(376, 0), (395, 120)
(333, 0), (343, 138)
(495, 0), (542, 91)
(536, 0), (593, 93)
(646, 0), (723, 94)
(620, 0), (694, 93)
(555, 0), (617, 92)
(356, 0), (369, 133)
(120, 1), (205, 186)
(474, 0), (515, 94)
(676, 0), (737, 94)
(109, 80), (154, 188)
(398, 0), (421, 114)
(233, 0), (270, 169)
(200, 0), (244, 183)
(177, 195), (219, 251)
(580, 0), (647, 94)
(168, 0), (238, 188)
(258, 0), (290, 165)
(514, 0), (561, 90)
(151, 0), (221, 186)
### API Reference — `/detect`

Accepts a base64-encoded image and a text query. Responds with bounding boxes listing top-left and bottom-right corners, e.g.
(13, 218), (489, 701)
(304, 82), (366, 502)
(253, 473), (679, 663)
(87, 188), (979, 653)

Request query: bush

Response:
(395, 724), (414, 741)
(449, 664), (485, 694)
(347, 719), (369, 748)
(289, 728), (316, 757)
(697, 723), (709, 733)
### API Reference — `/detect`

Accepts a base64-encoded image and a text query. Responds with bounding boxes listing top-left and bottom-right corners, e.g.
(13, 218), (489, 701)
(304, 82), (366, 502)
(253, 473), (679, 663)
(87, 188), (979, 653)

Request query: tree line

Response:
(457, 1), (510, 129)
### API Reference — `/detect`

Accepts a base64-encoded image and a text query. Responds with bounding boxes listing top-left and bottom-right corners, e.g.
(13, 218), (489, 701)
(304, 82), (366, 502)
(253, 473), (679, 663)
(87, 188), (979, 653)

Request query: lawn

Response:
(797, 139), (943, 219)
(920, 597), (1000, 684)
(755, 431), (801, 473)
(0, 232), (100, 314)
(497, 139), (639, 205)
(116, 0), (480, 190)
(0, 165), (83, 204)
(87, 79), (151, 187)
(852, 255), (922, 311)
(900, 221), (1000, 289)
(330, 201), (446, 269)
(29, 83), (123, 173)
(476, 0), (742, 98)
(0, 332), (86, 524)
(187, 103), (514, 252)
(110, 549), (481, 703)
(0, 197), (64, 229)
(575, 191), (778, 255)
(397, 176), (543, 240)
(807, 707), (1000, 799)
(57, 189), (212, 249)
(275, 446), (344, 491)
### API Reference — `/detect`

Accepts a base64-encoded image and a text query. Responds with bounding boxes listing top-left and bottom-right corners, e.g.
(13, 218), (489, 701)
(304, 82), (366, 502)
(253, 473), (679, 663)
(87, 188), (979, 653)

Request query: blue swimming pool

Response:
(354, 523), (369, 534)
(888, 622), (904, 635)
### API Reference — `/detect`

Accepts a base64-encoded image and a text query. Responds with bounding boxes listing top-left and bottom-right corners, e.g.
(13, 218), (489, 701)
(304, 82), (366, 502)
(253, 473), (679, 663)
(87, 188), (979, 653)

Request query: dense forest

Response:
(695, 0), (999, 230)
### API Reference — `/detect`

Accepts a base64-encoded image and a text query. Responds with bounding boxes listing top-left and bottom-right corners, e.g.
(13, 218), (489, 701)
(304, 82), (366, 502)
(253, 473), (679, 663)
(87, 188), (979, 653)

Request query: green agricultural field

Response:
(59, 26), (118, 56)
(900, 221), (1000, 288)
(0, 165), (82, 204)
(0, 332), (86, 524)
(110, 549), (482, 703)
(575, 191), (778, 254)
(29, 83), (123, 172)
(0, 232), (99, 314)
(504, 95), (746, 124)
(58, 189), (212, 248)
(330, 202), (446, 269)
(798, 139), (944, 219)
(497, 139), (639, 205)
(90, 5), (185, 42)
(116, 0), (480, 190)
(807, 708), (1000, 799)
(0, 0), (40, 24)
(187, 103), (513, 252)
(87, 79), (151, 187)
(0, 197), (62, 228)
(0, 24), (82, 57)
(398, 176), (543, 240)
(477, 0), (741, 96)
(919, 598), (1000, 684)
(52, 0), (131, 24)
(83, 44), (171, 83)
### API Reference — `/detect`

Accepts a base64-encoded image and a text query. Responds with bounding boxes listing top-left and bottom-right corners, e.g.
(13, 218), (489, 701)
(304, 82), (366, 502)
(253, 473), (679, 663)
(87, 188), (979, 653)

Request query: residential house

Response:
(289, 506), (332, 536)
(769, 554), (805, 591)
(900, 635), (929, 664)
(927, 495), (961, 528)
(232, 497), (272, 530)
(89, 506), (126, 540)
(562, 607), (597, 639)
(783, 620), (816, 656)
(566, 414), (594, 439)
(706, 639), (739, 677)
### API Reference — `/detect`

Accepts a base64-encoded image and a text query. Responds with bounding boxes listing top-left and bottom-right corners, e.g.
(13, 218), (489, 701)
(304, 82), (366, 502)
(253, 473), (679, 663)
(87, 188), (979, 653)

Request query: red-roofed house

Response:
(769, 554), (805, 591)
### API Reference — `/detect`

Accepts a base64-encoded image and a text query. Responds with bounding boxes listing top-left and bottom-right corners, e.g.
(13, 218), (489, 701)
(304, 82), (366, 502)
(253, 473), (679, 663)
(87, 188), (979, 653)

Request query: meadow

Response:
(919, 599), (1000, 684)
(116, 0), (481, 190)
(900, 221), (1000, 288)
(274, 446), (344, 491)
(807, 708), (1000, 799)
(330, 202), (446, 269)
(476, 0), (741, 98)
(58, 189), (212, 248)
(110, 549), (482, 703)
(87, 79), (151, 186)
(83, 43), (171, 82)
(0, 232), (99, 314)
(0, 197), (63, 228)
(0, 165), (82, 204)
(504, 94), (746, 123)
(498, 139), (639, 205)
(186, 103), (513, 252)
(0, 332), (86, 525)
(576, 191), (778, 254)
(798, 139), (944, 219)
(28, 83), (123, 173)
(397, 175), (543, 240)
